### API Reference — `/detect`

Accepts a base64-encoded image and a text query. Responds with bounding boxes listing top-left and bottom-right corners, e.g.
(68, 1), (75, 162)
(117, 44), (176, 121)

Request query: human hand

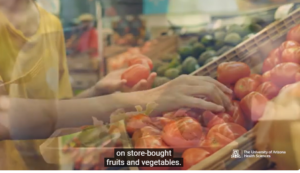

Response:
(93, 68), (157, 96)
(144, 75), (233, 116)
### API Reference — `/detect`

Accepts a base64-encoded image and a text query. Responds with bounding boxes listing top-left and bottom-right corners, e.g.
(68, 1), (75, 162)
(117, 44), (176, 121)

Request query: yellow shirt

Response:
(0, 4), (73, 170)
(0, 5), (73, 99)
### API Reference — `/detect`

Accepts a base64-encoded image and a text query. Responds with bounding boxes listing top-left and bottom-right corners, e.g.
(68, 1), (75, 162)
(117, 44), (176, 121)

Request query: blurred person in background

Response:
(129, 15), (144, 46)
(0, 0), (233, 170)
(75, 13), (99, 70)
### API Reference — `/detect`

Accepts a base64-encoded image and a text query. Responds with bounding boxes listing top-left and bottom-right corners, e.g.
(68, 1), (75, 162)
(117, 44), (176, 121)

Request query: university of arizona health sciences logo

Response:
(231, 149), (242, 158)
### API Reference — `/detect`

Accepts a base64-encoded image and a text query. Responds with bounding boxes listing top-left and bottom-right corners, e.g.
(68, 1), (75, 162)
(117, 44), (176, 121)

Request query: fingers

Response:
(186, 85), (232, 111)
(184, 97), (225, 112)
(202, 76), (233, 94)
(131, 79), (148, 91)
(183, 76), (232, 94)
(130, 73), (157, 92)
(146, 72), (157, 88)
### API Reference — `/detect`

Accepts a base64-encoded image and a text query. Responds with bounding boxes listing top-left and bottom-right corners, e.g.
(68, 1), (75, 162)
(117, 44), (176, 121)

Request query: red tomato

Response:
(200, 132), (233, 153)
(150, 117), (175, 129)
(286, 24), (300, 43)
(206, 113), (234, 129)
(234, 77), (260, 100)
(256, 81), (280, 100)
(279, 41), (300, 54)
(201, 123), (247, 153)
(132, 126), (161, 143)
(162, 117), (203, 152)
(295, 73), (300, 82)
(240, 92), (269, 122)
(217, 62), (251, 85)
(201, 111), (215, 126)
(262, 71), (272, 82)
(135, 135), (169, 148)
(269, 62), (300, 87)
(249, 74), (263, 84)
(135, 135), (170, 170)
(228, 101), (247, 128)
(121, 64), (150, 87)
(281, 47), (300, 64)
(268, 48), (281, 59)
(262, 56), (281, 73)
(207, 123), (247, 140)
(126, 114), (151, 135)
(181, 148), (210, 170)
(127, 54), (153, 70)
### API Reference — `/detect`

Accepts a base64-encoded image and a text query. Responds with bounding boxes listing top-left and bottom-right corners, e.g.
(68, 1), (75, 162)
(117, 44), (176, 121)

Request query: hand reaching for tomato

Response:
(146, 75), (233, 116)
(93, 68), (157, 95)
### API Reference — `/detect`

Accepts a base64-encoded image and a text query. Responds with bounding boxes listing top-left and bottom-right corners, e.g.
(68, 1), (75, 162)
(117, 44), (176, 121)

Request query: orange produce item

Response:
(121, 64), (150, 87)
(262, 56), (281, 73)
(269, 62), (300, 88)
(181, 148), (210, 170)
(127, 54), (153, 70)
(281, 47), (300, 64)
(217, 62), (251, 85)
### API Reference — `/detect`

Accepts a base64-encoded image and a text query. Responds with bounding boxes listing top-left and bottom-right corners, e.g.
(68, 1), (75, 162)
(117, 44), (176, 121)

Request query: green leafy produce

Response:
(201, 35), (215, 47)
(224, 33), (242, 46)
(204, 57), (219, 65)
(153, 77), (171, 88)
(182, 56), (199, 74)
(164, 68), (180, 79)
(178, 46), (193, 61)
(216, 46), (233, 56)
(198, 50), (216, 66)
(192, 42), (206, 58)
(156, 64), (169, 76)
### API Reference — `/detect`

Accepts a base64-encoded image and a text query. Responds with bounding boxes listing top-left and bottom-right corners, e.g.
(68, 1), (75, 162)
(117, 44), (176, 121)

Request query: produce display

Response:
(151, 19), (271, 88)
(58, 18), (300, 170)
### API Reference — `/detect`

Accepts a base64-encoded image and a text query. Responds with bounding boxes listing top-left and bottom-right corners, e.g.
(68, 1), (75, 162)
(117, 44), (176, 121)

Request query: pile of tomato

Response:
(124, 24), (300, 170)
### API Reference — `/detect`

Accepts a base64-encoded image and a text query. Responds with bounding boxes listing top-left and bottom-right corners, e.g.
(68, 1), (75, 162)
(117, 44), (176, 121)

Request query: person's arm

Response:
(0, 91), (147, 140)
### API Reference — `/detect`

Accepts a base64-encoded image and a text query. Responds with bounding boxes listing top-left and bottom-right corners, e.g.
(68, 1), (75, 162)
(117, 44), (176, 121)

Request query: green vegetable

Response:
(214, 40), (225, 50)
(198, 50), (217, 66)
(249, 23), (263, 33)
(152, 60), (166, 72)
(224, 33), (242, 46)
(201, 35), (215, 47)
(168, 56), (181, 68)
(216, 46), (233, 56)
(178, 46), (193, 61)
(192, 42), (206, 58)
(182, 56), (199, 74)
(156, 64), (169, 76)
(243, 33), (256, 41)
(153, 77), (171, 88)
(214, 31), (226, 40)
(164, 68), (180, 79)
(204, 57), (219, 65)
